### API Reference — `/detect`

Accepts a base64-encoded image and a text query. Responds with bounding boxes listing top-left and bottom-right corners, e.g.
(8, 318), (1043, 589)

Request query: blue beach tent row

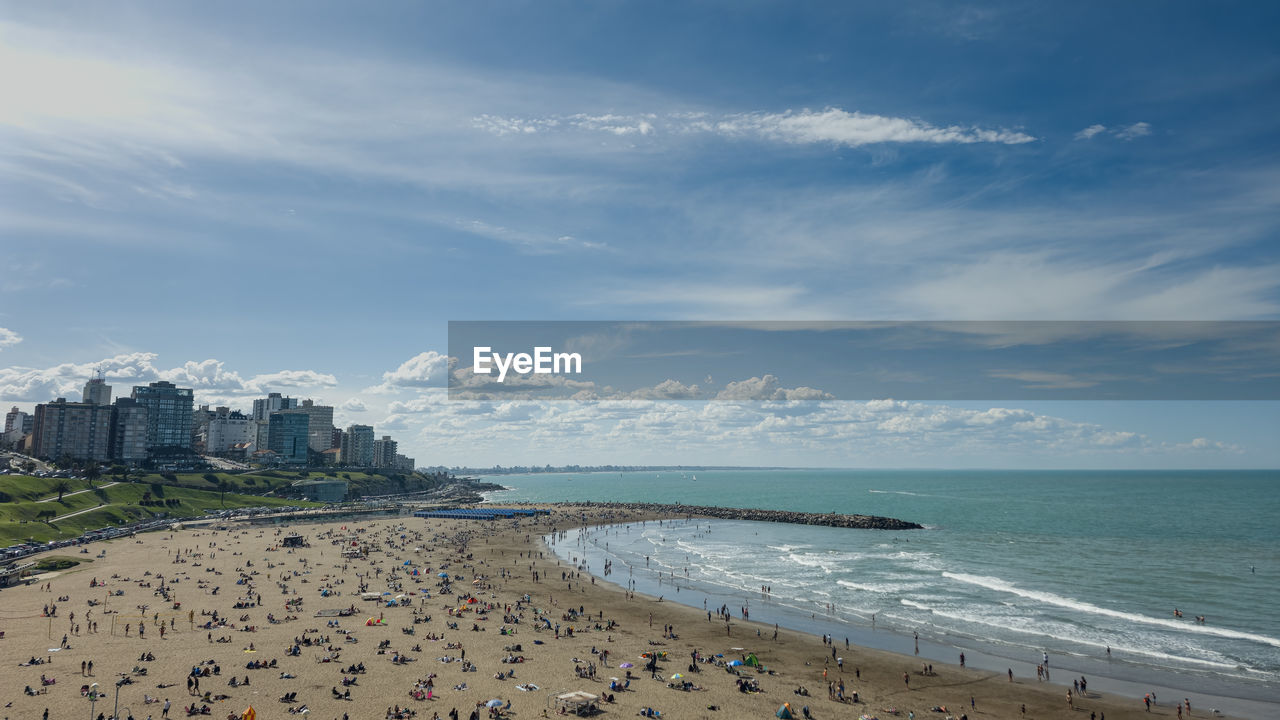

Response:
(412, 508), (550, 520)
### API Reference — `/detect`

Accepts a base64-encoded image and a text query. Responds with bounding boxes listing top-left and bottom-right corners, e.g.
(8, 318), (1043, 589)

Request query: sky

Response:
(2, 1), (1278, 468)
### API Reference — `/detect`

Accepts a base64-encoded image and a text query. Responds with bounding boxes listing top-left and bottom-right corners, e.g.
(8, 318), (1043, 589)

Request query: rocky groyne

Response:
(550, 501), (923, 530)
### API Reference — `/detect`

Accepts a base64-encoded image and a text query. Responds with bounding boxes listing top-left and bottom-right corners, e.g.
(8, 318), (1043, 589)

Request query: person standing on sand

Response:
(903, 672), (909, 688)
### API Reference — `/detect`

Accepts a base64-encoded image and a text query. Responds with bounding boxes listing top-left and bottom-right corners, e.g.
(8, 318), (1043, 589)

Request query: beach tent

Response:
(555, 691), (599, 715)
(727, 660), (744, 667)
(745, 653), (761, 668)
(776, 704), (793, 719)
(241, 707), (256, 720)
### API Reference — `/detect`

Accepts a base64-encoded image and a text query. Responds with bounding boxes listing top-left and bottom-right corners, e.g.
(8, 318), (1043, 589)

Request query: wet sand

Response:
(0, 507), (1233, 720)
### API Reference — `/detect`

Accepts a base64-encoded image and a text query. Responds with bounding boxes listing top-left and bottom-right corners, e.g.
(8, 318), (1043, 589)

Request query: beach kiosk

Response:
(555, 691), (600, 716)
(282, 534), (308, 548)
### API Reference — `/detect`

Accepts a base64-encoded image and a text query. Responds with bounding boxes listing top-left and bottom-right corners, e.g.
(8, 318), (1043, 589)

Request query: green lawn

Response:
(0, 476), (320, 545)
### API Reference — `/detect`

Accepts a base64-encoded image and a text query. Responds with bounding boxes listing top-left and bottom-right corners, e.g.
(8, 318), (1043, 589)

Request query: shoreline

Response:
(538, 510), (1280, 719)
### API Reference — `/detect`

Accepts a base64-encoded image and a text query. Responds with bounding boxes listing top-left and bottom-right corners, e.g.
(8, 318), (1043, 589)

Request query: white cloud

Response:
(714, 375), (832, 402)
(1074, 124), (1106, 140)
(0, 353), (335, 403)
(159, 359), (247, 392)
(247, 369), (337, 390)
(381, 351), (449, 389)
(893, 252), (1280, 320)
(474, 107), (1035, 148)
(715, 108), (1036, 147)
(0, 327), (21, 350)
(0, 352), (161, 402)
(987, 370), (1103, 389)
(1115, 122), (1152, 140)
(457, 220), (607, 254)
(341, 398), (367, 413)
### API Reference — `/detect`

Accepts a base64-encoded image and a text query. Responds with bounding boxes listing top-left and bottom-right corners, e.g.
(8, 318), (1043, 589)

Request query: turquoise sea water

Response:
(484, 469), (1280, 705)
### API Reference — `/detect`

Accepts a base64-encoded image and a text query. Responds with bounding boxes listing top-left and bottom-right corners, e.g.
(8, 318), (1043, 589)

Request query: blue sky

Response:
(2, 1), (1278, 467)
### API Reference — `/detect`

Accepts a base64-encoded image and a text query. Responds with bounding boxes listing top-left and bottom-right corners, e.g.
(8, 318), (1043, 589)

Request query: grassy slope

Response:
(0, 476), (319, 545)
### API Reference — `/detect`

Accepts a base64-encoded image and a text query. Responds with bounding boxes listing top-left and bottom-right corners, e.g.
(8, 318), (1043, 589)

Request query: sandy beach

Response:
(0, 507), (1236, 720)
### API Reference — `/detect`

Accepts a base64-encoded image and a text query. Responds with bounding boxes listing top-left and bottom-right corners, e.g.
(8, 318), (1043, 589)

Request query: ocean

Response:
(483, 469), (1280, 708)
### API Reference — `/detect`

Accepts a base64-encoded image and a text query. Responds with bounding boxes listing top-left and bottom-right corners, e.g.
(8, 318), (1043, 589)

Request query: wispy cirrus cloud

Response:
(475, 107), (1035, 148)
(1073, 122), (1152, 141)
(1115, 121), (1152, 140)
(1074, 124), (1107, 140)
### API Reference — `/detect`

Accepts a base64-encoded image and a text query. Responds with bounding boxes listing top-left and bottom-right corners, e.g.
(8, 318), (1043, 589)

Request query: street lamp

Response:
(112, 677), (126, 720)
(87, 682), (99, 720)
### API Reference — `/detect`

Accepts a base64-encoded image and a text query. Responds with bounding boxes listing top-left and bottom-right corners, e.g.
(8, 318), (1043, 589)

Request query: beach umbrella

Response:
(438, 572), (449, 578)
(486, 699), (504, 708)
(670, 673), (683, 680)
(619, 662), (633, 668)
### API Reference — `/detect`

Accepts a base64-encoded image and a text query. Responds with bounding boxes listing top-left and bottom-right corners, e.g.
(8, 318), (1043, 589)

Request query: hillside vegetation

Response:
(0, 475), (317, 545)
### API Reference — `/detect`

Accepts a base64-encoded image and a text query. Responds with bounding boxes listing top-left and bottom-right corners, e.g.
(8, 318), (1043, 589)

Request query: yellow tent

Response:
(242, 707), (256, 720)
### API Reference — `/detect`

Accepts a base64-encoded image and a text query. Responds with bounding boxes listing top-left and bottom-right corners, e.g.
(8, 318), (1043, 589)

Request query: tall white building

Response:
(2, 406), (33, 448)
(206, 409), (257, 455)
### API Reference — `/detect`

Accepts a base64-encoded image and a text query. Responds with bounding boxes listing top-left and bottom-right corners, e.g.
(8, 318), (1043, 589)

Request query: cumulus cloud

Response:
(0, 327), (21, 350)
(341, 398), (367, 413)
(367, 391), (1243, 467)
(0, 352), (336, 403)
(713, 375), (832, 402)
(382, 351), (449, 388)
(159, 359), (247, 392)
(247, 369), (337, 390)
(474, 107), (1035, 148)
(0, 352), (161, 402)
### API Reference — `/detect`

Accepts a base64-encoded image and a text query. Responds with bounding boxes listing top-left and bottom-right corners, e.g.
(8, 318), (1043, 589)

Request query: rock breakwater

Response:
(553, 501), (923, 530)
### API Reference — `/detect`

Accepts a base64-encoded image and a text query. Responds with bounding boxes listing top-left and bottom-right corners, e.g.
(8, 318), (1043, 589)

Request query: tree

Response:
(84, 463), (101, 488)
(202, 473), (220, 486)
(52, 479), (71, 502)
(218, 478), (230, 507)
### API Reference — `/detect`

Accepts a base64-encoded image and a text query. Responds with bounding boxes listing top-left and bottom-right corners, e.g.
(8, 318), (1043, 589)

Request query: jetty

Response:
(553, 501), (924, 530)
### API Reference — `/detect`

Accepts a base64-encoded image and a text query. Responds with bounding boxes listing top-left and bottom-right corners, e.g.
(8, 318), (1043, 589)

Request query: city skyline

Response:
(2, 2), (1278, 467)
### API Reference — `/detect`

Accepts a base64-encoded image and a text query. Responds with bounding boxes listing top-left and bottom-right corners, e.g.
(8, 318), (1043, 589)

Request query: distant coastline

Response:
(436, 464), (793, 475)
